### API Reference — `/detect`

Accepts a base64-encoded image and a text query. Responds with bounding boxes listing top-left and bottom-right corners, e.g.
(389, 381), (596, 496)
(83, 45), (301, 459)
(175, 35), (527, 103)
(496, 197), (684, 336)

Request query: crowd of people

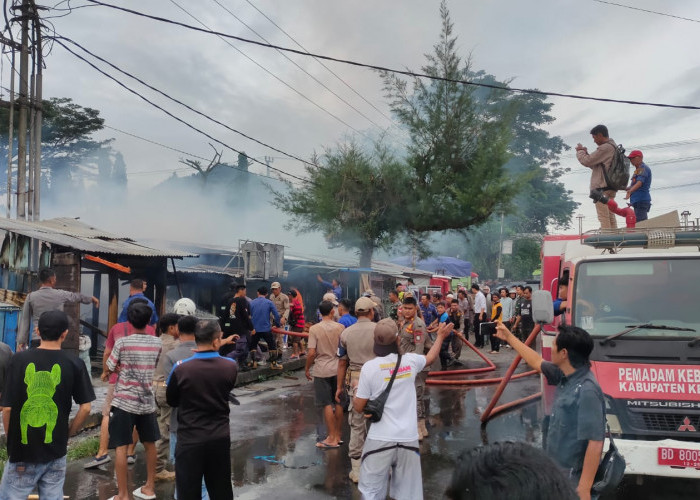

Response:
(0, 269), (606, 500)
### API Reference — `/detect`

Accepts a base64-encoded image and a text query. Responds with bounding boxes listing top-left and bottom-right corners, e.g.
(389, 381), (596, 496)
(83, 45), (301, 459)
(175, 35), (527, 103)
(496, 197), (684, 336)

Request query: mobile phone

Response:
(480, 322), (497, 336)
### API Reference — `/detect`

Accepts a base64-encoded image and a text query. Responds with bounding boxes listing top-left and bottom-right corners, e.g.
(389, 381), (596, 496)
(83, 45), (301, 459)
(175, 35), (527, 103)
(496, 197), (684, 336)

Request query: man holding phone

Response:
(494, 322), (604, 500)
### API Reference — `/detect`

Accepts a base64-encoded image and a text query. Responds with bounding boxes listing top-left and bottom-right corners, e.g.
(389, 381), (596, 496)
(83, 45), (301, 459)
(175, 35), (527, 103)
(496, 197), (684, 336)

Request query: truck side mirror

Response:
(532, 290), (554, 325)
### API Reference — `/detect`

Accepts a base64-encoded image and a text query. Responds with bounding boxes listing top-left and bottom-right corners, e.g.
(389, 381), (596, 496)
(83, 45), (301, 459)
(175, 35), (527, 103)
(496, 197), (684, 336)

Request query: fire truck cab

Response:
(540, 228), (700, 479)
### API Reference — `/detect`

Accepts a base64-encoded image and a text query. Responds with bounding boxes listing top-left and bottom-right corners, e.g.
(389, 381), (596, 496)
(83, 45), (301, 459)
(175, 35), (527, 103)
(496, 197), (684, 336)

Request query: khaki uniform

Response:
(153, 334), (179, 472)
(270, 292), (290, 349)
(339, 317), (376, 459)
(399, 317), (431, 419)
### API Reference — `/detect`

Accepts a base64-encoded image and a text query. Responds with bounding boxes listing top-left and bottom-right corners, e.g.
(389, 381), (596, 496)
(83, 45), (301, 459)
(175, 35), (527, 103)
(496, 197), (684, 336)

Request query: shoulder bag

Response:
(364, 353), (402, 423)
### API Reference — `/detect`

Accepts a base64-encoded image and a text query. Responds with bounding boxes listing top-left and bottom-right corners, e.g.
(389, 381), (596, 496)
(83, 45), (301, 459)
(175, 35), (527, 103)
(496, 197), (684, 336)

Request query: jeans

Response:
(0, 455), (66, 500)
(632, 201), (651, 222)
(171, 432), (210, 500)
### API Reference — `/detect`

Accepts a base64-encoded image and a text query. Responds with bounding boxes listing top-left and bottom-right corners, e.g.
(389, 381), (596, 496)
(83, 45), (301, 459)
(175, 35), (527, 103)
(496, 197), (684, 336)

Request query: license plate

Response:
(658, 447), (700, 468)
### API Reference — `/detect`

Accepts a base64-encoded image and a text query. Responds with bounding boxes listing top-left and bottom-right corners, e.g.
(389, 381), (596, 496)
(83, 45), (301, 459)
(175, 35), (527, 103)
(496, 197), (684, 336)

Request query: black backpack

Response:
(602, 143), (631, 191)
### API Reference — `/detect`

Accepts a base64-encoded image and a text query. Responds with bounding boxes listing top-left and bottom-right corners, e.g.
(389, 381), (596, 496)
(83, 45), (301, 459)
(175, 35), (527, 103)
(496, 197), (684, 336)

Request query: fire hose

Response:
(271, 326), (308, 338)
(426, 330), (542, 423)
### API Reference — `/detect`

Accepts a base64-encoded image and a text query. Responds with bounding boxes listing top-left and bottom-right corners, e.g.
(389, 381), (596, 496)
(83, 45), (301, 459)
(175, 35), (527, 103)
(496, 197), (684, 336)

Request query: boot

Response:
(349, 458), (361, 483)
(418, 418), (429, 439)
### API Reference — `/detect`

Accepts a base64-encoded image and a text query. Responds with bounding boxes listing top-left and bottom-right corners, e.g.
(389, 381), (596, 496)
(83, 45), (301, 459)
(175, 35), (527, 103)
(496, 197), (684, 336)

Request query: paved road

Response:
(62, 348), (700, 499)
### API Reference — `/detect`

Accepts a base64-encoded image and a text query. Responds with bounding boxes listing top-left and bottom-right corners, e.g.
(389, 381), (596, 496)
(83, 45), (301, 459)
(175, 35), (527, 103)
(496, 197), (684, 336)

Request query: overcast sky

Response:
(27, 0), (700, 237)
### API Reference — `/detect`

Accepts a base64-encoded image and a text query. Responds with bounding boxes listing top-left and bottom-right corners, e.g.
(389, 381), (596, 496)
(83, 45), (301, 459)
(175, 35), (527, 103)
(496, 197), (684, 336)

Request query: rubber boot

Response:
(349, 458), (361, 483)
(418, 418), (429, 439)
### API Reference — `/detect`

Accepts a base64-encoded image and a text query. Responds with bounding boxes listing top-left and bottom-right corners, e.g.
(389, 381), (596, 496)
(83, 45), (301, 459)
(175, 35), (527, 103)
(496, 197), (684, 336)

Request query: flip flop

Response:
(315, 441), (340, 449)
(133, 487), (157, 500)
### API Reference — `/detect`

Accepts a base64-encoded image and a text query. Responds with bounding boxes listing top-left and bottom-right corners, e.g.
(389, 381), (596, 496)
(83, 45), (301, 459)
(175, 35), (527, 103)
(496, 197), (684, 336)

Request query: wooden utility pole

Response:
(32, 6), (42, 220)
(5, 51), (14, 218)
(16, 0), (30, 220)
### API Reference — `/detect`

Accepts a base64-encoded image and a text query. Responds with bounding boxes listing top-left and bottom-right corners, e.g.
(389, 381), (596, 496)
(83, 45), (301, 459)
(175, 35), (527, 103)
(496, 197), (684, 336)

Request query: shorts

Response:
(102, 384), (115, 415)
(290, 327), (304, 345)
(108, 406), (160, 448)
(313, 376), (337, 408)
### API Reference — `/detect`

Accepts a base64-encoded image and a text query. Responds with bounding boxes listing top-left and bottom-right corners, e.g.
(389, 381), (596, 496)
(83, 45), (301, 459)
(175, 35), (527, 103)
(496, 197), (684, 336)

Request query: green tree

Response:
(274, 142), (408, 267)
(381, 1), (520, 233)
(0, 97), (110, 195)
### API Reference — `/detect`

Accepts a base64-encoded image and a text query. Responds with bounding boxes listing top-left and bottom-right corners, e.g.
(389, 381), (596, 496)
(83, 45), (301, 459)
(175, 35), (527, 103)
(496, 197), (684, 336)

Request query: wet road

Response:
(63, 350), (700, 499)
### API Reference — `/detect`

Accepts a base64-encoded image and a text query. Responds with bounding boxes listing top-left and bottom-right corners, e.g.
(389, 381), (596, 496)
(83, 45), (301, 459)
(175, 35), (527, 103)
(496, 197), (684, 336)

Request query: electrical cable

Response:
(54, 34), (317, 168)
(591, 0), (700, 24)
(84, 0), (700, 111)
(243, 0), (394, 123)
(211, 0), (385, 131)
(168, 0), (367, 139)
(52, 38), (311, 184)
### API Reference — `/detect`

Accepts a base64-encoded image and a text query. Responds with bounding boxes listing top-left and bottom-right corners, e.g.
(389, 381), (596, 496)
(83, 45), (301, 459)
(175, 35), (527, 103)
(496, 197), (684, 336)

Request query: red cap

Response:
(627, 150), (643, 159)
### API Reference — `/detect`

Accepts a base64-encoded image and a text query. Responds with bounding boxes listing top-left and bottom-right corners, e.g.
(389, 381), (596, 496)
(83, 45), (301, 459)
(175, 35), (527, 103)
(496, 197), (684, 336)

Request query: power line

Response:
(211, 0), (385, 131)
(243, 0), (394, 123)
(52, 38), (311, 184)
(103, 125), (210, 162)
(84, 0), (700, 111)
(55, 34), (316, 168)
(168, 0), (367, 139)
(591, 0), (700, 24)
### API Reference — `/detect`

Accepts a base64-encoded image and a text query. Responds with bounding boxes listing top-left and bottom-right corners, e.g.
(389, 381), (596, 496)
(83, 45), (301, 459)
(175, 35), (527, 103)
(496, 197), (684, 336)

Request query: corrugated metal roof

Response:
(0, 218), (195, 258)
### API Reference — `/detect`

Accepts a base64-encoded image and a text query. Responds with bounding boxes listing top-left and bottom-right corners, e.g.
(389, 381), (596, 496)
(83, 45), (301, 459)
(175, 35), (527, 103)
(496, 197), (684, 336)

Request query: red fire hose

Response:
(479, 326), (541, 422)
(424, 332), (542, 422)
(271, 326), (309, 338)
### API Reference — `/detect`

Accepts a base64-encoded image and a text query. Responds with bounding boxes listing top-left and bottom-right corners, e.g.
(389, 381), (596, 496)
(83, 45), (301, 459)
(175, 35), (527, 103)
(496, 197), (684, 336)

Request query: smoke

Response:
(37, 158), (344, 260)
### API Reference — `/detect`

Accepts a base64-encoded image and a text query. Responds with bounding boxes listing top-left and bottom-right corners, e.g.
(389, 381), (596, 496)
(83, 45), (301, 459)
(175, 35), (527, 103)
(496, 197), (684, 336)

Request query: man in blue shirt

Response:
(317, 274), (342, 300)
(337, 299), (357, 328)
(624, 150), (652, 222)
(249, 286), (282, 370)
(419, 294), (438, 329)
(117, 279), (158, 326)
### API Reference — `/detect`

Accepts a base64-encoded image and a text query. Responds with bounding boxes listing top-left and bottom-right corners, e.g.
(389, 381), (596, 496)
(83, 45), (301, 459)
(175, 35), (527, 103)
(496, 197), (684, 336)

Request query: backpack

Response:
(602, 143), (631, 191)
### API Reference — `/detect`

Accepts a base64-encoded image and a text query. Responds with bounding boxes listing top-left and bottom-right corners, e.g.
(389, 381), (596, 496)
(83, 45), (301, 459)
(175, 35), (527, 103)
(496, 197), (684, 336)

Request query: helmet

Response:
(173, 298), (196, 315)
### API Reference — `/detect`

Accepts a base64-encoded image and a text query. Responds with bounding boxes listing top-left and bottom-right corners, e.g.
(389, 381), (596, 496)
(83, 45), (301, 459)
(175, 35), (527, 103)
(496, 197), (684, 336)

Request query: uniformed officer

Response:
(336, 296), (377, 483)
(398, 296), (432, 440)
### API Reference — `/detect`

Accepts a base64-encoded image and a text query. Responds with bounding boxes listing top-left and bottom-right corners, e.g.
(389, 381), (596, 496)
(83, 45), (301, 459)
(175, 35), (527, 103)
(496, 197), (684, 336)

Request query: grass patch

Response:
(66, 436), (100, 461)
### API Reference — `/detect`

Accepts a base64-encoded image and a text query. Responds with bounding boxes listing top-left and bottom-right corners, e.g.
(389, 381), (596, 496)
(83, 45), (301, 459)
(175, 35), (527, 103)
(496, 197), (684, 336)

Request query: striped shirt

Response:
(107, 333), (161, 415)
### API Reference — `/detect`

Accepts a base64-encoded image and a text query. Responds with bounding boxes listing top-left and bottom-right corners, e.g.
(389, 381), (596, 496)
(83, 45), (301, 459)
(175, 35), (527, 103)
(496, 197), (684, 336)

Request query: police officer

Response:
(336, 297), (377, 483)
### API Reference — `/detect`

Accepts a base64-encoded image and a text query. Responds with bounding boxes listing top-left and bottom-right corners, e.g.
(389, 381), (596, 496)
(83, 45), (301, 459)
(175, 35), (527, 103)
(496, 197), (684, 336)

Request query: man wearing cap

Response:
(269, 283), (289, 350)
(624, 150), (652, 222)
(354, 318), (453, 499)
(336, 296), (377, 483)
(398, 296), (431, 439)
(576, 124), (619, 229)
(306, 300), (345, 448)
(0, 311), (95, 499)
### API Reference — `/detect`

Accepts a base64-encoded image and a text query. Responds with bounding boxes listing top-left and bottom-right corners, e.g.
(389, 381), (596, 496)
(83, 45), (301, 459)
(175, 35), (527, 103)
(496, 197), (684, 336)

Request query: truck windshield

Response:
(573, 257), (700, 338)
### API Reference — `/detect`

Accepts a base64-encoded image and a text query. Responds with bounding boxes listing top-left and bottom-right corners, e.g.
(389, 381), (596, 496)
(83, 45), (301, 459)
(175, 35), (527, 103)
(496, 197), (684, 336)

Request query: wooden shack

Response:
(0, 217), (194, 355)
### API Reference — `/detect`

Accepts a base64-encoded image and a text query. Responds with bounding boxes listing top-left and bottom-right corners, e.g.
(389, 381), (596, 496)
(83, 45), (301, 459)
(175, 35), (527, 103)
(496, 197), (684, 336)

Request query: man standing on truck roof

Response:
(495, 323), (605, 500)
(576, 124), (619, 230)
(624, 150), (652, 223)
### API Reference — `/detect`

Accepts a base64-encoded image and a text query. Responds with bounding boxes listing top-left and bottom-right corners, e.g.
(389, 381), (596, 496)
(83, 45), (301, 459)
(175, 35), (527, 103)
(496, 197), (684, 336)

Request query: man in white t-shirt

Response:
(354, 318), (453, 500)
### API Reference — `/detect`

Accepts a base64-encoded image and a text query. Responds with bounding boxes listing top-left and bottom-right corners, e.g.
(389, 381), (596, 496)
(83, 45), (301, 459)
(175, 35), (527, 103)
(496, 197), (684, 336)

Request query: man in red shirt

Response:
(288, 290), (306, 359)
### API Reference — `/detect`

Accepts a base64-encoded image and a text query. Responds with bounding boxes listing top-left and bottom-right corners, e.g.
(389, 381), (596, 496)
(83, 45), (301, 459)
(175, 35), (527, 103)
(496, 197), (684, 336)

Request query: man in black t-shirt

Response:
(513, 286), (535, 340)
(0, 310), (95, 499)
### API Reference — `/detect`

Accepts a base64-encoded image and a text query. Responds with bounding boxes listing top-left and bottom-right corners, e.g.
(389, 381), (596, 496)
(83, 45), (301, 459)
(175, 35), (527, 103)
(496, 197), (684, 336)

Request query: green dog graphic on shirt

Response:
(20, 363), (61, 444)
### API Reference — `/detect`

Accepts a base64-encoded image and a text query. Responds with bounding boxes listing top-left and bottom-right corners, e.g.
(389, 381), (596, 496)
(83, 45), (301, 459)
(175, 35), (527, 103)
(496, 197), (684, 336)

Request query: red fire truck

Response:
(540, 228), (700, 478)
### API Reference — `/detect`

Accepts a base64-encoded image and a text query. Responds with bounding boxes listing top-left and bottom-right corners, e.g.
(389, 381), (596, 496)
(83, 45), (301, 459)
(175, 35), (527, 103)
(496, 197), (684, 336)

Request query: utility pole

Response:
(496, 212), (504, 279)
(576, 214), (584, 235)
(15, 0), (30, 220)
(263, 156), (273, 177)
(5, 50), (15, 218)
(32, 5), (42, 220)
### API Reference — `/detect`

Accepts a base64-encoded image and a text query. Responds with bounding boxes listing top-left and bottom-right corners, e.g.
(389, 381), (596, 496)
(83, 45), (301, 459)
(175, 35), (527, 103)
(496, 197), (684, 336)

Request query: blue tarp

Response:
(389, 256), (472, 278)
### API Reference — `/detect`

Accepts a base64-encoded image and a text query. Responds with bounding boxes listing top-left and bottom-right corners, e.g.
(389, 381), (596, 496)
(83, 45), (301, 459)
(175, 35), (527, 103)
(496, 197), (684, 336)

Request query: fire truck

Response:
(540, 226), (700, 479)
